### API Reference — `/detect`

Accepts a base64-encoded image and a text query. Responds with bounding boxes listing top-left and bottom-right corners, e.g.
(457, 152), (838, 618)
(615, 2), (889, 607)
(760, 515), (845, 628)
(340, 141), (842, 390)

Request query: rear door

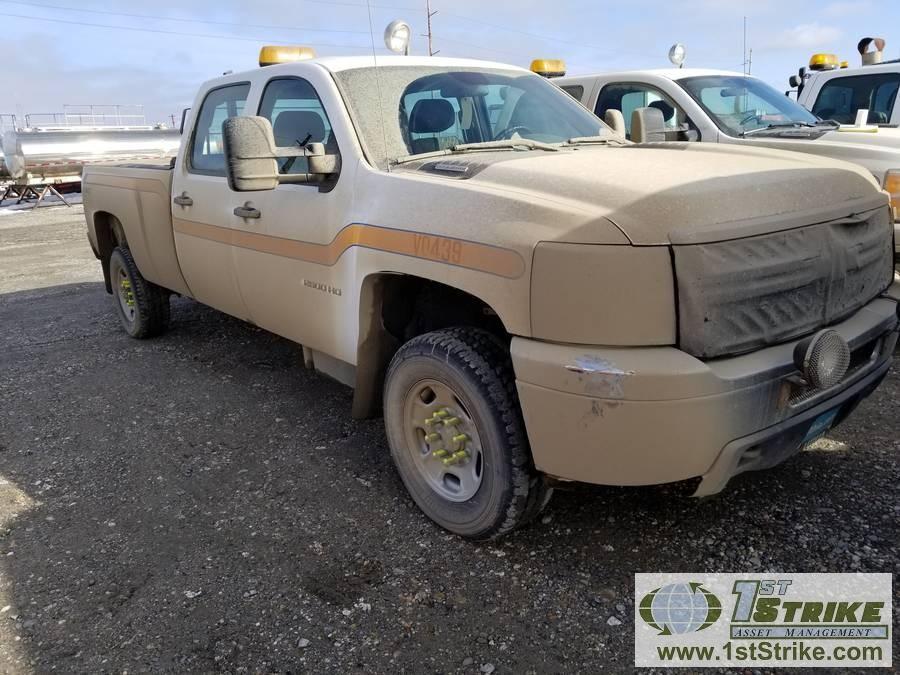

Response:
(171, 81), (252, 318)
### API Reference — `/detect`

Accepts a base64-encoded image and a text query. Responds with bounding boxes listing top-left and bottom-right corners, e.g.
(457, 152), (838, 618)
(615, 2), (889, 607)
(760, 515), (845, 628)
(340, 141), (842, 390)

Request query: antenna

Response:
(365, 2), (390, 171)
(424, 0), (439, 56)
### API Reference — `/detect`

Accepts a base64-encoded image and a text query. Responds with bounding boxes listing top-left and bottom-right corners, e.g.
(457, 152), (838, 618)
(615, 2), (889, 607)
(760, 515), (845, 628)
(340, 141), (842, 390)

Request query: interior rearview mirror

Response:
(222, 116), (340, 192)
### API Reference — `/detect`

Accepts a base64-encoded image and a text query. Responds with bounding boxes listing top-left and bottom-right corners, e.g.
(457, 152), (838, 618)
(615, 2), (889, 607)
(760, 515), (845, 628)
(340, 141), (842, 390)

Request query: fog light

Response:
(793, 330), (850, 389)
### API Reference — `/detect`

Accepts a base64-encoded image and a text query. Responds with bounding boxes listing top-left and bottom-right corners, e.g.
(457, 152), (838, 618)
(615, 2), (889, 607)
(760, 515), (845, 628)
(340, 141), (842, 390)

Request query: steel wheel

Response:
(402, 378), (484, 502)
(115, 266), (137, 324)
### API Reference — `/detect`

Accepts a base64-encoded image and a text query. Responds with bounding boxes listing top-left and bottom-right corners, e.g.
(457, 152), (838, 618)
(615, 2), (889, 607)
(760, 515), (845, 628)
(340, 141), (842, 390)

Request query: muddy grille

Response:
(674, 207), (893, 359)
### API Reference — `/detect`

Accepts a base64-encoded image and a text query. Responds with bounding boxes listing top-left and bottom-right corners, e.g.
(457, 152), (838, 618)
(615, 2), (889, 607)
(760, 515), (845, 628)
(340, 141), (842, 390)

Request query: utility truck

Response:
(552, 50), (900, 261)
(83, 45), (898, 539)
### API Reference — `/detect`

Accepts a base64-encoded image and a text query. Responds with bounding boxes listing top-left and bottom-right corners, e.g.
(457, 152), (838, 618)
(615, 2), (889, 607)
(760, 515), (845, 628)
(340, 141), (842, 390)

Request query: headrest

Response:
(648, 99), (675, 122)
(273, 111), (327, 146)
(631, 107), (667, 143)
(604, 109), (626, 137)
(409, 99), (456, 134)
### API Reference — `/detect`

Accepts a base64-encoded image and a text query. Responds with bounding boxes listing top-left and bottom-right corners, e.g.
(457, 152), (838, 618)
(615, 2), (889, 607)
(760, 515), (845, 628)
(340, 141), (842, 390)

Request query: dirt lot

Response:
(0, 204), (897, 673)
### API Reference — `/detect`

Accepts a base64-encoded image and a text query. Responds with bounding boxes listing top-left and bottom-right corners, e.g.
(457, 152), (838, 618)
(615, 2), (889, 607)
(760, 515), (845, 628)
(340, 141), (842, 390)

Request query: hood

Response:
(742, 126), (900, 181)
(421, 142), (882, 245)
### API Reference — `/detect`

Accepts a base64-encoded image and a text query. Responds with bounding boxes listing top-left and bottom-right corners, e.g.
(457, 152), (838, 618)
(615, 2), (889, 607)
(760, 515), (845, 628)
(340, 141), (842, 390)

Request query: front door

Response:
(171, 81), (252, 319)
(228, 75), (355, 361)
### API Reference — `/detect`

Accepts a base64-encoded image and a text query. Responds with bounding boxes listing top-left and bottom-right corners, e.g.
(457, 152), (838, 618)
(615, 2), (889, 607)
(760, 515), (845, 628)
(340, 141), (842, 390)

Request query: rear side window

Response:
(560, 85), (584, 102)
(812, 74), (900, 125)
(258, 77), (336, 175)
(189, 83), (251, 176)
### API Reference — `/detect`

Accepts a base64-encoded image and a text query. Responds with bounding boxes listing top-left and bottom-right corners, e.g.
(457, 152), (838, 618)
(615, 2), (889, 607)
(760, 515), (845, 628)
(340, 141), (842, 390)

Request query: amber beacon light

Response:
(259, 46), (316, 67)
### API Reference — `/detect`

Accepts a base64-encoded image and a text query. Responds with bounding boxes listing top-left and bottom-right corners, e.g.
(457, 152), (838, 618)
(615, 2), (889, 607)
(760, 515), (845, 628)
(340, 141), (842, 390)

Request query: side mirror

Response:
(222, 115), (340, 192)
(788, 75), (802, 89)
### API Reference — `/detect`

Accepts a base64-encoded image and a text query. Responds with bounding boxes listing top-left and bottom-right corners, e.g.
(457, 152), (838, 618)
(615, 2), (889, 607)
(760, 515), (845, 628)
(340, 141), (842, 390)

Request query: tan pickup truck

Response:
(83, 51), (898, 539)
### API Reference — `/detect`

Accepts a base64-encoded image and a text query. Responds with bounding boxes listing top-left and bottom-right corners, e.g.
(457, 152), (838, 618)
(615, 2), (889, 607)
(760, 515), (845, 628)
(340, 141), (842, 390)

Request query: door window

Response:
(189, 83), (251, 176)
(595, 83), (691, 139)
(812, 74), (900, 125)
(258, 77), (337, 175)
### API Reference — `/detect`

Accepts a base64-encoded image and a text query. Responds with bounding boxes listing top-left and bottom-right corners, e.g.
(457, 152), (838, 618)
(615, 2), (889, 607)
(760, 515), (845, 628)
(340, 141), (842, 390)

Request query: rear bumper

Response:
(512, 297), (898, 494)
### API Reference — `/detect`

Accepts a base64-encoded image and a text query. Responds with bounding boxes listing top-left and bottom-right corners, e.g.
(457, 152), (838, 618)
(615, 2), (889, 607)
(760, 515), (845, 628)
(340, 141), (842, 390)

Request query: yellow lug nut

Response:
(452, 434), (468, 444)
(442, 457), (456, 466)
(426, 432), (441, 442)
(435, 409), (449, 418)
(432, 449), (448, 458)
(452, 450), (469, 460)
(444, 417), (461, 426)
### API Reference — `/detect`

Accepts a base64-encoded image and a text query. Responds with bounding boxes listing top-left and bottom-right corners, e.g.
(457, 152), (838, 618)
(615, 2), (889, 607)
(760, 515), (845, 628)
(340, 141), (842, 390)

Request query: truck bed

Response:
(82, 163), (191, 297)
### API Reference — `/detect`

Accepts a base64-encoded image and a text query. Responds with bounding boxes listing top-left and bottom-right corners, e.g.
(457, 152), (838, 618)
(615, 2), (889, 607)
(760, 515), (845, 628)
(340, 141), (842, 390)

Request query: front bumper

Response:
(512, 297), (898, 495)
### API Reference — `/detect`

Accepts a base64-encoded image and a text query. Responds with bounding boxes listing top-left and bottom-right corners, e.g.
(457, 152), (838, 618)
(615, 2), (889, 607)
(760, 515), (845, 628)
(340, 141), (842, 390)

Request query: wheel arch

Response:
(351, 273), (511, 419)
(91, 210), (127, 293)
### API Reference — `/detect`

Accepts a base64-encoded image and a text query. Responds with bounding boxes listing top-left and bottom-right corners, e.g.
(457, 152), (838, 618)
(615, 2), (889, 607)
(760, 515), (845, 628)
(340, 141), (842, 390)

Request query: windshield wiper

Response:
(741, 122), (818, 137)
(564, 135), (626, 146)
(451, 139), (560, 152)
(392, 138), (559, 165)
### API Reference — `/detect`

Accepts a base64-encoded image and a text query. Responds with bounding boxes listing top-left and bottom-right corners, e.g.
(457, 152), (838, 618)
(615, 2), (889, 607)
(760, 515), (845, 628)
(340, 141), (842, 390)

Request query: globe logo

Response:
(639, 582), (722, 635)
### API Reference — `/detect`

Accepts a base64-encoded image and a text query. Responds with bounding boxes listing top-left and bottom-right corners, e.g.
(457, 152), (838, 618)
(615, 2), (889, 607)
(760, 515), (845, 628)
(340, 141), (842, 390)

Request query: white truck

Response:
(553, 65), (900, 260)
(81, 48), (898, 539)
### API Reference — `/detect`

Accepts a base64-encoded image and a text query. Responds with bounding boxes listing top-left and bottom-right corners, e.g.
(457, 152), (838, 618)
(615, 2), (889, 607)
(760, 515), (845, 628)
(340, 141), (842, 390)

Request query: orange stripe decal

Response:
(173, 220), (525, 279)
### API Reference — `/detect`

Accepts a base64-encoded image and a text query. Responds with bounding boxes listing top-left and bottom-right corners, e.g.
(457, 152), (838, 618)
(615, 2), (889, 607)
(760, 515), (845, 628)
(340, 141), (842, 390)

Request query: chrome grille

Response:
(674, 208), (894, 359)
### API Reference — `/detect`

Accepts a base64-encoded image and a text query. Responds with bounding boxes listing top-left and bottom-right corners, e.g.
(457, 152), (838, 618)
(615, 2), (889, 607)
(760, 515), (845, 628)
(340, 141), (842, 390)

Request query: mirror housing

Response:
(222, 115), (340, 192)
(788, 74), (802, 89)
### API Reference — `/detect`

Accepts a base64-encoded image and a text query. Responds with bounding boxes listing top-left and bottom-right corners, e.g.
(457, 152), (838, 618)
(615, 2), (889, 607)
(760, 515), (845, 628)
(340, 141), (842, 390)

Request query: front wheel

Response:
(383, 328), (552, 539)
(109, 247), (170, 338)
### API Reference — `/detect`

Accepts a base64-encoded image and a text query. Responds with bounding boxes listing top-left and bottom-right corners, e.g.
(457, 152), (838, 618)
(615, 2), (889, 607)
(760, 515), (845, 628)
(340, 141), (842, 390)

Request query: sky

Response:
(0, 0), (897, 126)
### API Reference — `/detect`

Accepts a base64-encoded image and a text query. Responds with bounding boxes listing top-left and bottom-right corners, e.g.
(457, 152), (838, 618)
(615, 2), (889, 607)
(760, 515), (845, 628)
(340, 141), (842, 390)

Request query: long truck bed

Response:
(82, 162), (192, 298)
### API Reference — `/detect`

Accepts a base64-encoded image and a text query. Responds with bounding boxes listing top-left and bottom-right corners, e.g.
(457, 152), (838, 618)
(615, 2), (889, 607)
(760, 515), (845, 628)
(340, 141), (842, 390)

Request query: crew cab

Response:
(83, 49), (898, 539)
(554, 67), (900, 261)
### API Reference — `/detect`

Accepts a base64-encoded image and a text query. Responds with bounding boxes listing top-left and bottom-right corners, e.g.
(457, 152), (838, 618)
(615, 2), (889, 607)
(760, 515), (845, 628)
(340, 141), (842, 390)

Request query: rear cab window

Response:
(189, 83), (251, 176)
(812, 73), (900, 125)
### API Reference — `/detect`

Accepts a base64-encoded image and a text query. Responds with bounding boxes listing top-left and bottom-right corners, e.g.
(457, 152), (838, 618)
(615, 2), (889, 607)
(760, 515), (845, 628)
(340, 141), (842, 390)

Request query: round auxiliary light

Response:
(668, 43), (686, 68)
(384, 20), (412, 55)
(793, 330), (850, 390)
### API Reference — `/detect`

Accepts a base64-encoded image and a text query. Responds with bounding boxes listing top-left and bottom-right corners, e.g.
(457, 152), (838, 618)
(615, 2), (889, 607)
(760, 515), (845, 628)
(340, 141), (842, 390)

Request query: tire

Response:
(108, 247), (170, 339)
(383, 328), (552, 539)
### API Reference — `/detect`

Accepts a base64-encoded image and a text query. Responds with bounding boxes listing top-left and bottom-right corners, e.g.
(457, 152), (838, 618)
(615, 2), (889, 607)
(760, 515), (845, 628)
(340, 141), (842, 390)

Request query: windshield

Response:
(334, 65), (606, 167)
(678, 75), (819, 136)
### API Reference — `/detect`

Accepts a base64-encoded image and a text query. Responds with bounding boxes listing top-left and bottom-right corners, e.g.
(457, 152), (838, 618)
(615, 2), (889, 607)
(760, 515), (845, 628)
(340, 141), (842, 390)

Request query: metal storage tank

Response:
(1, 127), (180, 183)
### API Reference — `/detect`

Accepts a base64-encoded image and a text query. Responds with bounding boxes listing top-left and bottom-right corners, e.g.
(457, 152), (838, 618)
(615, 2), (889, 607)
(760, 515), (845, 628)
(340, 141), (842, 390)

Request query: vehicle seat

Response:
(604, 109), (626, 137)
(648, 100), (676, 124)
(631, 107), (667, 143)
(273, 110), (328, 147)
(408, 99), (457, 154)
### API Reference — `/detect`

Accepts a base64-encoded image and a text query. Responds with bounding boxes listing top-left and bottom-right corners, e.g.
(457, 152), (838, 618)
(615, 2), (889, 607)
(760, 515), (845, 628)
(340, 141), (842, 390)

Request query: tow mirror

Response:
(788, 75), (802, 89)
(222, 115), (340, 192)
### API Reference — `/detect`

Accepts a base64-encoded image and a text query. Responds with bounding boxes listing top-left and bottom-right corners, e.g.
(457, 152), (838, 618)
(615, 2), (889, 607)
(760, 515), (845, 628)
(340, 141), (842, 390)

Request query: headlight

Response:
(530, 243), (676, 345)
(883, 170), (900, 222)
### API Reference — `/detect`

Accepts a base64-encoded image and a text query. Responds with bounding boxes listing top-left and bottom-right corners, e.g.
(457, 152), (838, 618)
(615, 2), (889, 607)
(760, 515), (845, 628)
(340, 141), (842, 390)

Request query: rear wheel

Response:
(109, 247), (170, 338)
(384, 328), (552, 539)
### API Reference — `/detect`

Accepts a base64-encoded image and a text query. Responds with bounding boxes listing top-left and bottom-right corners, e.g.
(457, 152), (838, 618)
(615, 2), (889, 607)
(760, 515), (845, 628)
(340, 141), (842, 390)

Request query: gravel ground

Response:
(0, 204), (897, 673)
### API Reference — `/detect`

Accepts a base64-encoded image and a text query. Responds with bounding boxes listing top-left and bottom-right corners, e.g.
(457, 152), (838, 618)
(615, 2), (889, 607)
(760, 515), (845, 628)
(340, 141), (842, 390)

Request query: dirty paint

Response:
(565, 355), (635, 398)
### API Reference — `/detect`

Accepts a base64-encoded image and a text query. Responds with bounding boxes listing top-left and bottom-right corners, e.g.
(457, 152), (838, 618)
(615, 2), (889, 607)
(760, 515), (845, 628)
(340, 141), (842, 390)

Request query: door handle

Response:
(173, 192), (193, 207)
(233, 203), (261, 219)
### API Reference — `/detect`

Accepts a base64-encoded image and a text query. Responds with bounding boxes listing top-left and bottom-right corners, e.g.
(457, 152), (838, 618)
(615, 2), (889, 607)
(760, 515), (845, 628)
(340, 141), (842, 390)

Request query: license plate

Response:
(802, 408), (840, 445)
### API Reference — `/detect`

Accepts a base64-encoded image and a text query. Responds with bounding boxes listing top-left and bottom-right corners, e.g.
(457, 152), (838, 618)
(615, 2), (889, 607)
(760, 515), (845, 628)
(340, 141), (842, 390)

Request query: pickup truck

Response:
(553, 67), (900, 261)
(83, 51), (898, 539)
